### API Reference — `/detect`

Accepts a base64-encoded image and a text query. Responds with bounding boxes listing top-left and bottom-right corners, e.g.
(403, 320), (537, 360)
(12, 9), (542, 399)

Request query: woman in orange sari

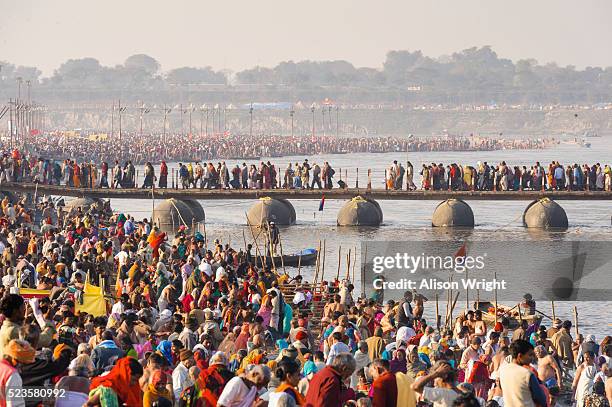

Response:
(147, 227), (166, 260)
(88, 357), (144, 407)
(73, 163), (81, 188)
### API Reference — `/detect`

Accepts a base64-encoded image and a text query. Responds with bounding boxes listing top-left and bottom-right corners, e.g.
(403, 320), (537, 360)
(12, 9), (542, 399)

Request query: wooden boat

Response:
(255, 248), (318, 268)
(474, 301), (542, 329)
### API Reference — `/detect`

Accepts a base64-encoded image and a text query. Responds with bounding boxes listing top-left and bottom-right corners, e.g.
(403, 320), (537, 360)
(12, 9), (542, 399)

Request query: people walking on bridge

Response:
(142, 162), (156, 189)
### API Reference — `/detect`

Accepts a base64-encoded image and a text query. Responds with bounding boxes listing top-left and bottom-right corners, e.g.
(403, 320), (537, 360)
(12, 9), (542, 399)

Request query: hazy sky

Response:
(2, 0), (611, 76)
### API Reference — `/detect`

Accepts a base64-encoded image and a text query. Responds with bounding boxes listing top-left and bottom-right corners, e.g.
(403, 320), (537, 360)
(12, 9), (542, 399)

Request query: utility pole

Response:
(200, 107), (204, 137)
(205, 108), (209, 137)
(218, 105), (222, 134)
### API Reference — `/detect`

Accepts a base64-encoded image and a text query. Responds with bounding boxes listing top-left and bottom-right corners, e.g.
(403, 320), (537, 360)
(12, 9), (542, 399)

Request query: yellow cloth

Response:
(76, 281), (107, 316)
(395, 372), (417, 407)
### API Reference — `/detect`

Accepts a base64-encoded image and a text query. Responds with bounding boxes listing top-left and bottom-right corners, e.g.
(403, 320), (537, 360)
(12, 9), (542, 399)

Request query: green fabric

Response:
(90, 386), (119, 407)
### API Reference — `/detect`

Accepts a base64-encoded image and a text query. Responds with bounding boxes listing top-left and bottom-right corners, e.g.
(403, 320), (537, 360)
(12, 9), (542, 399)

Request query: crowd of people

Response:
(0, 189), (610, 407)
(387, 160), (612, 192)
(0, 132), (552, 165)
(3, 148), (612, 194)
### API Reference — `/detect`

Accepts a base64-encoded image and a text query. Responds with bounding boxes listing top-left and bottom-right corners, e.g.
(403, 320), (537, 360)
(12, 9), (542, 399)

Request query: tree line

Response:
(1, 47), (611, 104)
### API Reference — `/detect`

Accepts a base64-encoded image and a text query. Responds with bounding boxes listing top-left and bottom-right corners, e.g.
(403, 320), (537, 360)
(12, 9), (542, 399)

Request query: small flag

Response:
(454, 243), (467, 258)
(319, 195), (325, 211)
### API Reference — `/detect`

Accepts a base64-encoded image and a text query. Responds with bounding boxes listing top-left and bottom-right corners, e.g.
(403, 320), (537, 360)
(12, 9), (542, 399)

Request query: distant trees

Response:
(1, 48), (611, 104)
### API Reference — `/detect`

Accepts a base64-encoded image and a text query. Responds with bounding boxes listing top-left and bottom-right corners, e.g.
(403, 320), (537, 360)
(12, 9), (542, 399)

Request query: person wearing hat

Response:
(0, 339), (36, 406)
(172, 349), (195, 400)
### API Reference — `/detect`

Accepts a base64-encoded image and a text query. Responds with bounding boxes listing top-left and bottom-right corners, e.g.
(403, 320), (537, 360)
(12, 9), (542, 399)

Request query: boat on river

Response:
(255, 248), (318, 268)
(474, 301), (542, 329)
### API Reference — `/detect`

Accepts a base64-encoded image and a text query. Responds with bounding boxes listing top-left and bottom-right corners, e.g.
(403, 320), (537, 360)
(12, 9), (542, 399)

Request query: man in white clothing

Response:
(172, 349), (195, 400)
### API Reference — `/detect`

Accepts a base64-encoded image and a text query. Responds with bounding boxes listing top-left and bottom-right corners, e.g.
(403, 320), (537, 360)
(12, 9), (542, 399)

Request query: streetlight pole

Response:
(189, 104), (193, 137)
(111, 102), (114, 138)
(205, 108), (209, 137)
(118, 99), (122, 144)
(200, 107), (204, 137)
(322, 108), (326, 137)
(26, 80), (31, 137)
(290, 106), (294, 137)
(8, 99), (13, 150)
(249, 104), (253, 137)
(180, 104), (184, 135)
(336, 106), (339, 137)
(311, 105), (315, 138)
(15, 77), (22, 143)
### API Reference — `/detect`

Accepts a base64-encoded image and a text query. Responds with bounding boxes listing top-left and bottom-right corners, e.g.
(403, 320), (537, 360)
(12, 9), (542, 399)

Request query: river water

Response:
(106, 136), (612, 338)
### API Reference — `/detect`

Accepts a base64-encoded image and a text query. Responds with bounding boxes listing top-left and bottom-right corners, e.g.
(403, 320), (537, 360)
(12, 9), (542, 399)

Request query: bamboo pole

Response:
(242, 227), (248, 252)
(465, 269), (469, 311)
(494, 272), (498, 325)
(265, 221), (277, 274)
(573, 305), (579, 338)
(297, 252), (302, 276)
(361, 245), (367, 298)
(351, 246), (357, 283)
(345, 249), (351, 281)
(278, 229), (286, 274)
(551, 301), (556, 321)
(445, 275), (452, 328)
(320, 240), (326, 285)
(313, 240), (322, 285)
(245, 212), (266, 269)
(203, 215), (208, 251)
(448, 292), (460, 329)
(336, 245), (342, 281)
(435, 294), (440, 331)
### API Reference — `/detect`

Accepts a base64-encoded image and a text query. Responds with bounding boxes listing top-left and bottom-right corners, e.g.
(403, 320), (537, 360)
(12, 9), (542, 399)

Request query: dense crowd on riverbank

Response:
(0, 132), (553, 165)
(0, 192), (610, 406)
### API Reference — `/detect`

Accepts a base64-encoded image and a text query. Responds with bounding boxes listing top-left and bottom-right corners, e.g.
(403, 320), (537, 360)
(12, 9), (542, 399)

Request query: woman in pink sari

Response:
(234, 323), (251, 351)
(256, 294), (272, 328)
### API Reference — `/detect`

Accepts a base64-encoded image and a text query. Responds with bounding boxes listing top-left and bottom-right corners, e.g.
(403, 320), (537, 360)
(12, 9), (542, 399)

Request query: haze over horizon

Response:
(2, 0), (612, 76)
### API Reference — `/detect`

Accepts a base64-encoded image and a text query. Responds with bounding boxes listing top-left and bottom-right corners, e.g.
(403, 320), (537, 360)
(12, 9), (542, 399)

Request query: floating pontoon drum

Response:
(432, 198), (475, 228)
(63, 197), (106, 213)
(183, 200), (206, 223)
(523, 198), (568, 230)
(337, 196), (383, 226)
(152, 198), (197, 233)
(247, 197), (296, 226)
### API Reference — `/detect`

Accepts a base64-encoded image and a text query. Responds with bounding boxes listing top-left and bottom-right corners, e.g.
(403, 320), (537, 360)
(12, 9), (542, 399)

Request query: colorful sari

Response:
(89, 357), (143, 407)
